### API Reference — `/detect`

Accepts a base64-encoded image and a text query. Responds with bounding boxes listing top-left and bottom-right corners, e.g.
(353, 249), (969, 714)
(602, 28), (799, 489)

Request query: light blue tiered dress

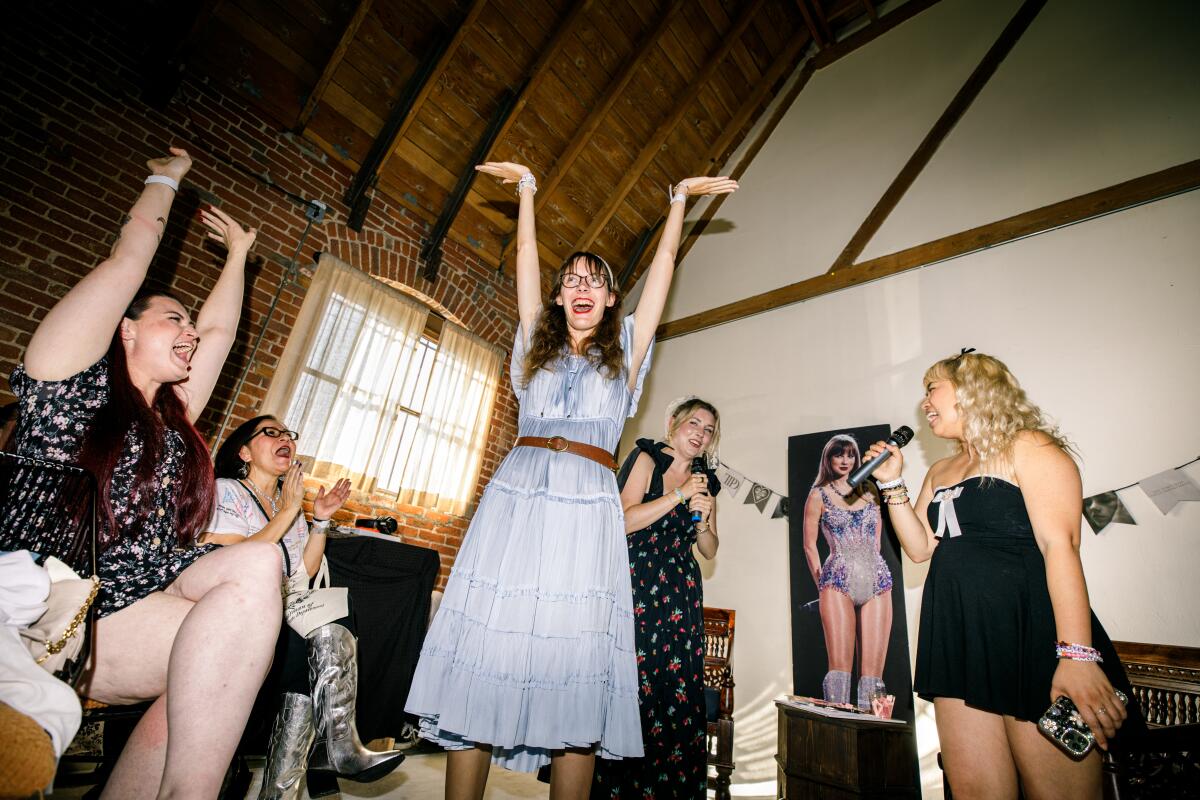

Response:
(405, 313), (651, 771)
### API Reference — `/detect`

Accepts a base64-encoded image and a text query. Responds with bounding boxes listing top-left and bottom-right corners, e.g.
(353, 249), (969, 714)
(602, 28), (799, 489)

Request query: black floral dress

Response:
(592, 438), (721, 799)
(3, 360), (214, 617)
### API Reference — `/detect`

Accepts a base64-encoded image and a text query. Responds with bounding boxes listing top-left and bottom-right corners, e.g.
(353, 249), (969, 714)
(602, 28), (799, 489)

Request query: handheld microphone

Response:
(355, 516), (399, 535)
(846, 426), (914, 489)
(690, 457), (708, 523)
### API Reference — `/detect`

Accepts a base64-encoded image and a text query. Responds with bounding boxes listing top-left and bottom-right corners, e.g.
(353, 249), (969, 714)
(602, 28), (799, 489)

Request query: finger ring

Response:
(1096, 708), (1106, 715)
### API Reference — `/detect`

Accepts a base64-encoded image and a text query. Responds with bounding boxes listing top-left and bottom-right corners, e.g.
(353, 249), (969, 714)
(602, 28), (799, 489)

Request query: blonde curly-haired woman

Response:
(864, 351), (1140, 799)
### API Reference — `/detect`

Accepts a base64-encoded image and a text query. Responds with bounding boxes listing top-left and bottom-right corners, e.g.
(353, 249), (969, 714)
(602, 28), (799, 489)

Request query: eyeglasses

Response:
(560, 273), (608, 289)
(250, 427), (300, 443)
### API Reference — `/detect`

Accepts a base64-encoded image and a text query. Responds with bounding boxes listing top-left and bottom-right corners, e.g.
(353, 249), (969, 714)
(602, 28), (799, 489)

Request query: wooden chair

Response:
(703, 606), (736, 800)
(1103, 641), (1200, 799)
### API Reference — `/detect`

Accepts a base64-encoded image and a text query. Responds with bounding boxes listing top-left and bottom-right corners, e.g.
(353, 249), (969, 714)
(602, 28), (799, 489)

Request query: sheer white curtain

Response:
(392, 322), (502, 515)
(262, 253), (503, 514)
(263, 254), (429, 490)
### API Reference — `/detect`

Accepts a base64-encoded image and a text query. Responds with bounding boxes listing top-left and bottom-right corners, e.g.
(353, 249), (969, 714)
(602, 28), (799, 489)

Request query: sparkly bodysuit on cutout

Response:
(816, 486), (893, 606)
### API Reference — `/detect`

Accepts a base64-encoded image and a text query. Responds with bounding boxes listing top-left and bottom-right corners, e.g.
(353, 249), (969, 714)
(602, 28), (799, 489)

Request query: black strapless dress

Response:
(915, 477), (1137, 724)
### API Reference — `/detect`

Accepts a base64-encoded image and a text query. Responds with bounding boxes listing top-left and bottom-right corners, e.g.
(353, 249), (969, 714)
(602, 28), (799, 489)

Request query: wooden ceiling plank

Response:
(373, 0), (489, 177)
(795, 0), (827, 48)
(295, 0), (375, 131)
(482, 0), (594, 163)
(569, 0), (767, 255)
(861, 0), (878, 23)
(826, 0), (1046, 273)
(658, 158), (1200, 341)
(622, 26), (812, 286)
(534, 0), (686, 215)
(807, 0), (836, 43)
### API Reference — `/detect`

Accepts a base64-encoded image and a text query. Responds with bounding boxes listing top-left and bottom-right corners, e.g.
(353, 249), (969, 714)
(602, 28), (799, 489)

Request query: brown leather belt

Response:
(514, 436), (618, 472)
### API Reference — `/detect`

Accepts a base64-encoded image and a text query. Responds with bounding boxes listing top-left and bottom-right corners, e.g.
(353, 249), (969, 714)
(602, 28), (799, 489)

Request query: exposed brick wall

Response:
(0, 5), (520, 588)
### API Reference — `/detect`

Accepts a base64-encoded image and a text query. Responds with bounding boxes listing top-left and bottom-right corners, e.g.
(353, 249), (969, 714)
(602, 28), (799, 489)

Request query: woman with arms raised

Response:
(3, 148), (280, 799)
(405, 163), (736, 799)
(863, 351), (1139, 799)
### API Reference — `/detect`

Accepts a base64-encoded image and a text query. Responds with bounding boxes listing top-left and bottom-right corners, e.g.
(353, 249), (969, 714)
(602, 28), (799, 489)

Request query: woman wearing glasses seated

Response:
(204, 415), (405, 799)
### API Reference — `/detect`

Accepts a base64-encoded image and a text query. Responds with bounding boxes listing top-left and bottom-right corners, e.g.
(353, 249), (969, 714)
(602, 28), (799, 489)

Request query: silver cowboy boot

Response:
(257, 692), (315, 800)
(822, 670), (851, 705)
(306, 623), (405, 783)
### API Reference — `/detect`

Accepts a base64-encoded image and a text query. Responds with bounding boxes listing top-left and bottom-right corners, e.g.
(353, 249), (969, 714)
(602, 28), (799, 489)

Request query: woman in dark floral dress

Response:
(592, 397), (722, 799)
(1, 148), (281, 798)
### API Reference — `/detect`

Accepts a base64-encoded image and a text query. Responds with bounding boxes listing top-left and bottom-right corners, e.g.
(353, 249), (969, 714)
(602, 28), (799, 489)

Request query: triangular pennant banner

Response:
(715, 465), (743, 497)
(1138, 468), (1200, 514)
(744, 482), (772, 512)
(1082, 490), (1136, 534)
(772, 496), (790, 519)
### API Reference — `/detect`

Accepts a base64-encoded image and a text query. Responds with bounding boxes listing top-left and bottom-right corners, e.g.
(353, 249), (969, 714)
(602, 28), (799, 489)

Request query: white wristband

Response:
(668, 183), (688, 205)
(516, 173), (537, 196)
(145, 175), (179, 192)
(876, 477), (905, 490)
(310, 518), (330, 532)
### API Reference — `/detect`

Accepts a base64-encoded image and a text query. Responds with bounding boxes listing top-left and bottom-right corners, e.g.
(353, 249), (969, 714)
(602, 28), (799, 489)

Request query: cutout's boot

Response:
(256, 692), (314, 800)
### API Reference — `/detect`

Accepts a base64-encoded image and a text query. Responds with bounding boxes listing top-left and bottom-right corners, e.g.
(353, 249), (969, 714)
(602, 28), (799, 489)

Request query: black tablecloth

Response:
(325, 534), (440, 741)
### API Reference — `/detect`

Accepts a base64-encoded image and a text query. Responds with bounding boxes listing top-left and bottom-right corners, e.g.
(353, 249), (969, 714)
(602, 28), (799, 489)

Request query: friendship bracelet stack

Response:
(1056, 641), (1103, 662)
(674, 487), (686, 506)
(668, 183), (688, 205)
(516, 172), (537, 196)
(877, 477), (910, 505)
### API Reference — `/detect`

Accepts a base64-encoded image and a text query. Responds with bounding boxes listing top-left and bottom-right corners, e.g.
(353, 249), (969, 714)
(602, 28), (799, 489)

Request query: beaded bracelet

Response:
(1056, 641), (1103, 662)
(884, 496), (910, 506)
(877, 477), (905, 490)
(516, 173), (537, 196)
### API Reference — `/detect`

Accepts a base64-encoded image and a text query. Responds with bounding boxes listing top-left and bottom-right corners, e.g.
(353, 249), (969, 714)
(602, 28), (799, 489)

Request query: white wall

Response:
(623, 0), (1200, 795)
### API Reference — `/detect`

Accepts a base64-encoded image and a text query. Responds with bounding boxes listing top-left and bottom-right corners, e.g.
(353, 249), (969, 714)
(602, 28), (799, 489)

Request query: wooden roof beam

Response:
(795, 0), (827, 48)
(672, 0), (943, 269)
(477, 0), (594, 168)
(826, 0), (1046, 272)
(860, 0), (878, 23)
(294, 0), (375, 133)
(343, 0), (487, 211)
(568, 0), (767, 256)
(621, 27), (814, 287)
(532, 0), (686, 220)
(657, 159), (1200, 341)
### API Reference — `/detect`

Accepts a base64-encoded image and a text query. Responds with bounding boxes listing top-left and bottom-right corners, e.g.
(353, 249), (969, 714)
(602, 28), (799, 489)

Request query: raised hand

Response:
(280, 464), (306, 514)
(313, 478), (352, 521)
(146, 147), (193, 184)
(673, 176), (739, 199)
(199, 205), (256, 254)
(475, 161), (533, 184)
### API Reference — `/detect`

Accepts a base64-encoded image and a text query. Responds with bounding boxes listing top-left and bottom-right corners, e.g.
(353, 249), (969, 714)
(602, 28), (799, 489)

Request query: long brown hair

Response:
(76, 293), (216, 550)
(522, 252), (624, 385)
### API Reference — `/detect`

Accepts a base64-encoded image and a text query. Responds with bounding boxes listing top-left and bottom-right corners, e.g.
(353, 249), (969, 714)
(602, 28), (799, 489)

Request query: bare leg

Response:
(934, 698), (1019, 800)
(819, 588), (856, 672)
(1006, 715), (1102, 799)
(97, 542), (282, 799)
(549, 749), (595, 800)
(858, 591), (892, 678)
(445, 746), (491, 800)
